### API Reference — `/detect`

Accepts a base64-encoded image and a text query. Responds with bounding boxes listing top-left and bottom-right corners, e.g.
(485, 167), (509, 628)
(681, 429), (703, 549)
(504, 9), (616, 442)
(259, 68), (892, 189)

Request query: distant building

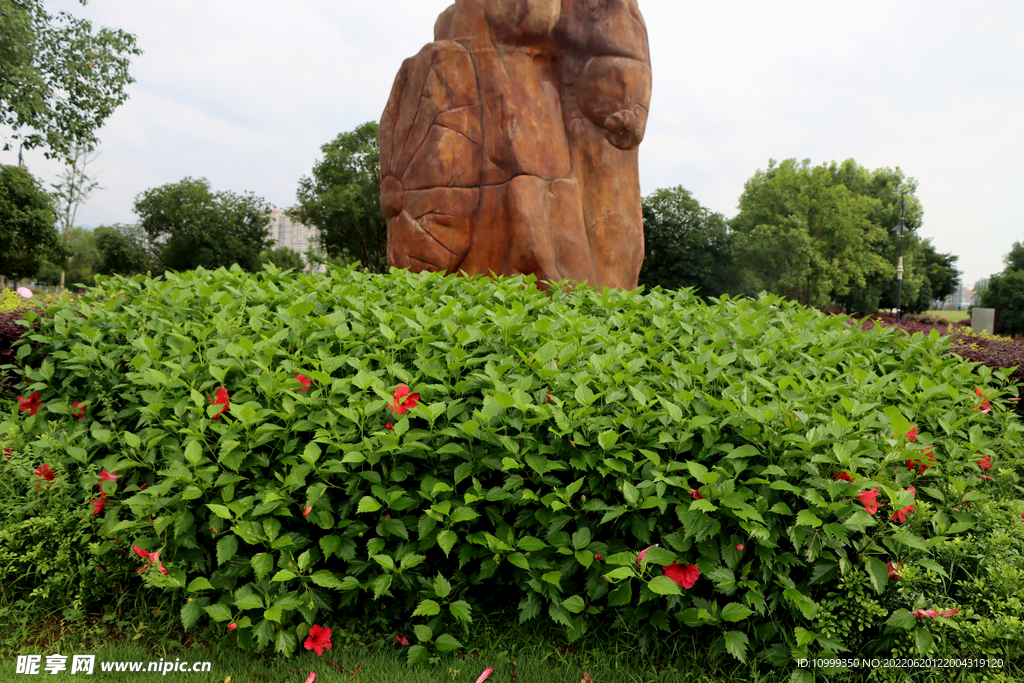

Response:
(265, 209), (325, 273)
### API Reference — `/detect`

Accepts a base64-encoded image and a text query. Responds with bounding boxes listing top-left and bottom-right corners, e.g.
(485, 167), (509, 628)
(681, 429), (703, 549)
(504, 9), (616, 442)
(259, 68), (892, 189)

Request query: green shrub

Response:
(3, 264), (1023, 677)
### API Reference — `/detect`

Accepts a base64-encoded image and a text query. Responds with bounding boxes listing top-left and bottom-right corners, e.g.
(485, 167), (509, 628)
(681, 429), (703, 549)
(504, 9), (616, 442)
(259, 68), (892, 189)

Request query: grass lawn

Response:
(925, 309), (970, 322)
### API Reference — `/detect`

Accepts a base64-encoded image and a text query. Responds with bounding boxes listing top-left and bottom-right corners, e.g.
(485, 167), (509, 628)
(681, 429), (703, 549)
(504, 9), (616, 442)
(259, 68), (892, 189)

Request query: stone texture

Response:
(380, 0), (651, 289)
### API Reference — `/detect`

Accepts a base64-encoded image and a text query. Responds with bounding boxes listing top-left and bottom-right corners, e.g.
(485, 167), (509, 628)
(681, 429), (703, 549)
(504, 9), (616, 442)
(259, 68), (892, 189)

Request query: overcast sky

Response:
(5, 0), (1022, 290)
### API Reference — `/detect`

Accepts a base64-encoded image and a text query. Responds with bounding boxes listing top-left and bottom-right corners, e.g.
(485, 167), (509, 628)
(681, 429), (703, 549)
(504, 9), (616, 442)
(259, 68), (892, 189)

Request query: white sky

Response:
(5, 0), (1022, 290)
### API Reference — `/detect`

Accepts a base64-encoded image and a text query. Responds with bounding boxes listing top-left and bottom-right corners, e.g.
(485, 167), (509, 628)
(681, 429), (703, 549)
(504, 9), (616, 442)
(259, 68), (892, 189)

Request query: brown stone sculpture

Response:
(379, 0), (651, 289)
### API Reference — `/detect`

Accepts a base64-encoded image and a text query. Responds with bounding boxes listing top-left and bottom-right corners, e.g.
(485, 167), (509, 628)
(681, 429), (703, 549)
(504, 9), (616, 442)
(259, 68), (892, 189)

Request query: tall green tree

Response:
(1, 0), (141, 160)
(134, 177), (274, 273)
(34, 225), (97, 288)
(979, 241), (1024, 336)
(259, 246), (305, 272)
(639, 186), (747, 298)
(51, 143), (102, 290)
(94, 223), (150, 276)
(290, 121), (386, 273)
(730, 159), (890, 307)
(0, 164), (65, 282)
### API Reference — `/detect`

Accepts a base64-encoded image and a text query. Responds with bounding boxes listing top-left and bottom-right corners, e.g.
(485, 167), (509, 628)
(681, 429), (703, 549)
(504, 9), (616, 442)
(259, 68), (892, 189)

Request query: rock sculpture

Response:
(380, 0), (651, 289)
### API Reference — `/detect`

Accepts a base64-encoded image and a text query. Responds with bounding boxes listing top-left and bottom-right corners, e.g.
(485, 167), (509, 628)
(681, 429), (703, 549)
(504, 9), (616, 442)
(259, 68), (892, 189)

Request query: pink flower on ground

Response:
(475, 667), (494, 683)
(887, 561), (901, 580)
(303, 505), (312, 517)
(209, 387), (230, 418)
(228, 623), (237, 631)
(304, 625), (332, 656)
(389, 384), (420, 415)
(636, 545), (656, 564)
(17, 392), (42, 415)
(295, 374), (312, 391)
(72, 401), (86, 419)
(857, 488), (882, 515)
(305, 674), (316, 683)
(663, 562), (700, 589)
(396, 634), (409, 646)
(690, 489), (703, 500)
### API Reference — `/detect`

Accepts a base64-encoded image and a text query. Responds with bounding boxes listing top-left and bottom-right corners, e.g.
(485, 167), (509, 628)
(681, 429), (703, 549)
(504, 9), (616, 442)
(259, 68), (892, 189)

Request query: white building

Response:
(265, 209), (325, 273)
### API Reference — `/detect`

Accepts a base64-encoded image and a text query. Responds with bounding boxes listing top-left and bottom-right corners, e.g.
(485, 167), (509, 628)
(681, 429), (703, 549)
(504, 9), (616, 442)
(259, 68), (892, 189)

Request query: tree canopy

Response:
(290, 121), (386, 273)
(1, 0), (141, 160)
(979, 241), (1024, 336)
(94, 224), (151, 277)
(259, 246), (305, 272)
(134, 177), (274, 273)
(638, 186), (747, 298)
(0, 164), (65, 280)
(730, 159), (890, 307)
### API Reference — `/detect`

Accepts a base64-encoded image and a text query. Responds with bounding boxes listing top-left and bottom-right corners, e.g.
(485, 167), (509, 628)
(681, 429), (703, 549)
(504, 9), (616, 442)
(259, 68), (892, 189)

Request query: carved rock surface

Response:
(380, 0), (651, 289)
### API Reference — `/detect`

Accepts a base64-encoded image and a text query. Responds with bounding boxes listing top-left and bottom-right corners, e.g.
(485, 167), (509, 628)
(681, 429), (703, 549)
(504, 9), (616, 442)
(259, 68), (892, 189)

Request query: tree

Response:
(51, 143), (101, 290)
(0, 164), (65, 283)
(979, 242), (1024, 336)
(34, 226), (97, 288)
(290, 122), (386, 273)
(0, 0), (141, 160)
(730, 159), (890, 307)
(134, 177), (274, 273)
(94, 224), (150, 276)
(259, 246), (305, 272)
(638, 186), (747, 297)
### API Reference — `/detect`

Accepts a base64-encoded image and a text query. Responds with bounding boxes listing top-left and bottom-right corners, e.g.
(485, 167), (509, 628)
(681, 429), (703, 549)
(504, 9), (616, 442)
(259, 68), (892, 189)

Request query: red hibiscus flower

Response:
(91, 496), (106, 514)
(974, 387), (991, 413)
(303, 505), (312, 517)
(3, 447), (10, 460)
(209, 387), (230, 418)
(736, 544), (744, 551)
(305, 674), (316, 683)
(663, 562), (701, 589)
(980, 474), (993, 481)
(941, 609), (959, 617)
(17, 392), (42, 415)
(132, 547), (166, 574)
(834, 472), (854, 482)
(905, 426), (917, 442)
(594, 554), (602, 560)
(34, 464), (55, 482)
(72, 401), (86, 419)
(295, 374), (312, 391)
(690, 489), (703, 500)
(891, 487), (916, 522)
(475, 667), (494, 683)
(389, 384), (420, 415)
(98, 467), (118, 482)
(912, 609), (939, 618)
(977, 454), (991, 470)
(396, 634), (409, 646)
(857, 489), (882, 515)
(304, 624), (332, 656)
(887, 561), (901, 579)
(385, 422), (393, 430)
(228, 623), (237, 631)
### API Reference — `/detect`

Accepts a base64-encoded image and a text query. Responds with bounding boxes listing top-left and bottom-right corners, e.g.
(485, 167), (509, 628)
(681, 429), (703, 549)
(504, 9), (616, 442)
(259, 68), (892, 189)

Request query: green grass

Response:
(925, 309), (969, 322)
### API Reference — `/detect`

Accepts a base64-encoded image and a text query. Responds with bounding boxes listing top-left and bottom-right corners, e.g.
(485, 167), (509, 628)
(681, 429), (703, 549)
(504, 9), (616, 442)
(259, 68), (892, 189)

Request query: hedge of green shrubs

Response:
(2, 265), (1023, 678)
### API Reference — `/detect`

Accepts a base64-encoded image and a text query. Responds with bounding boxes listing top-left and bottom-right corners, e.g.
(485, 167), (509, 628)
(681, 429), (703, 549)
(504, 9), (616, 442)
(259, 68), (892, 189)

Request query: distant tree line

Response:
(640, 158), (960, 314)
(977, 242), (1024, 336)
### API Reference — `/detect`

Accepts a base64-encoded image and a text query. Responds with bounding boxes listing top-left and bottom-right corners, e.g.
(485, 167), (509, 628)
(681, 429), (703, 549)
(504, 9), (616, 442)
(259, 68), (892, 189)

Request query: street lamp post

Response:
(893, 193), (907, 323)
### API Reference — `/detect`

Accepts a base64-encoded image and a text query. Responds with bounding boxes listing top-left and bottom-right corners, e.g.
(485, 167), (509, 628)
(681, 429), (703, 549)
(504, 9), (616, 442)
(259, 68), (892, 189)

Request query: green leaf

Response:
(647, 576), (682, 595)
(433, 574), (452, 599)
(186, 577), (214, 593)
(274, 627), (298, 656)
(721, 602), (754, 622)
(783, 588), (818, 619)
(180, 599), (204, 630)
(886, 609), (917, 630)
(916, 558), (950, 579)
(412, 599), (441, 617)
(271, 570), (297, 582)
(434, 633), (463, 653)
(571, 528), (592, 550)
(864, 557), (889, 595)
(251, 553), (273, 582)
(320, 536), (342, 560)
(562, 595), (585, 614)
(216, 536), (238, 566)
(207, 504), (232, 520)
(407, 645), (430, 665)
(723, 630), (749, 663)
(449, 507), (479, 523)
(607, 581), (632, 606)
(890, 530), (927, 550)
(437, 529), (457, 556)
(310, 570), (346, 589)
(234, 592), (264, 610)
(914, 626), (934, 655)
(449, 600), (473, 623)
(413, 624), (433, 643)
(357, 496), (381, 513)
(301, 442), (321, 465)
(795, 510), (823, 528)
(598, 431), (618, 451)
(204, 603), (232, 622)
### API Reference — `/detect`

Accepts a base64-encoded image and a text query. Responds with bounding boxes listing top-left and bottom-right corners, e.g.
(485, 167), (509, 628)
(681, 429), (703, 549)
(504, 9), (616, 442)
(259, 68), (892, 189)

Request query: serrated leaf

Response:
(434, 633), (463, 653)
(412, 599), (441, 617)
(647, 576), (682, 595)
(204, 603), (232, 622)
(251, 553), (273, 582)
(723, 630), (749, 663)
(357, 496), (381, 513)
(433, 574), (452, 599)
(890, 529), (927, 550)
(916, 558), (950, 578)
(407, 644), (430, 665)
(886, 608), (917, 630)
(186, 577), (214, 592)
(413, 624), (433, 643)
(721, 602), (754, 622)
(795, 510), (823, 528)
(449, 600), (473, 623)
(217, 536), (238, 566)
(864, 556), (889, 595)
(310, 570), (346, 589)
(275, 627), (298, 656)
(180, 599), (204, 630)
(562, 595), (585, 614)
(437, 529), (457, 556)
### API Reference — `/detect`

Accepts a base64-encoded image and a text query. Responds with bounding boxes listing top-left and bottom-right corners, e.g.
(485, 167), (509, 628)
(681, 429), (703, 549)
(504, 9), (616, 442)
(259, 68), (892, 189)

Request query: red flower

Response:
(979, 474), (993, 481)
(385, 422), (393, 430)
(304, 624), (332, 656)
(99, 467), (118, 483)
(547, 391), (553, 403)
(34, 464), (55, 482)
(303, 505), (312, 517)
(636, 545), (656, 564)
(905, 427), (917, 442)
(891, 487), (916, 523)
(974, 387), (991, 413)
(977, 454), (991, 470)
(133, 548), (166, 574)
(389, 384), (420, 415)
(834, 472), (854, 482)
(3, 447), (10, 460)
(887, 561), (901, 579)
(72, 401), (86, 419)
(857, 489), (882, 515)
(912, 609), (939, 618)
(690, 489), (703, 500)
(17, 392), (42, 415)
(475, 667), (494, 683)
(132, 544), (150, 559)
(295, 374), (312, 391)
(941, 609), (959, 617)
(228, 623), (237, 631)
(594, 554), (602, 560)
(305, 674), (316, 683)
(91, 496), (106, 514)
(736, 544), (744, 551)
(396, 634), (409, 646)
(663, 562), (700, 589)
(209, 387), (230, 418)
